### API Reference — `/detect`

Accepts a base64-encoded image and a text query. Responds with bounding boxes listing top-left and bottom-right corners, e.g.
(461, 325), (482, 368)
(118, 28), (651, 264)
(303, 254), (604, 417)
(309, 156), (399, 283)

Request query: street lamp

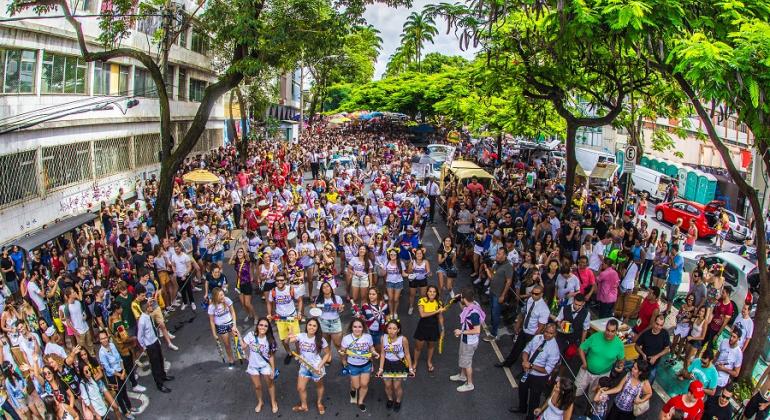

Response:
(295, 54), (343, 137)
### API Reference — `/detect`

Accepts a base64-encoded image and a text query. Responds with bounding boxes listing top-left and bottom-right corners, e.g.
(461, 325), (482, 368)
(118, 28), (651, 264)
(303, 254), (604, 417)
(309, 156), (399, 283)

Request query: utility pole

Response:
(298, 63), (304, 138)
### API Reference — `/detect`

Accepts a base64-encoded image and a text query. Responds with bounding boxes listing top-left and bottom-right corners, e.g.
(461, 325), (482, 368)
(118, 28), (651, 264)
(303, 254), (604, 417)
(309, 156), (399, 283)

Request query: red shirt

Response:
(709, 299), (734, 332)
(634, 298), (660, 333)
(663, 395), (704, 420)
(466, 182), (485, 197)
(576, 267), (595, 294)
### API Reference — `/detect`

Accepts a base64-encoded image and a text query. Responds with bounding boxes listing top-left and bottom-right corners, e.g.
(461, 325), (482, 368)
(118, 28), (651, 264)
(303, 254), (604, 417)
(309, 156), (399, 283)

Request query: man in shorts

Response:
(268, 275), (300, 364)
(451, 287), (484, 392)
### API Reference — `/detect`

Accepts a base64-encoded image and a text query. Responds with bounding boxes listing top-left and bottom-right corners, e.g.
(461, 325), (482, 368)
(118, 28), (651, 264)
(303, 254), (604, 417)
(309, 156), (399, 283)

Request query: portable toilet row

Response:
(639, 157), (717, 204)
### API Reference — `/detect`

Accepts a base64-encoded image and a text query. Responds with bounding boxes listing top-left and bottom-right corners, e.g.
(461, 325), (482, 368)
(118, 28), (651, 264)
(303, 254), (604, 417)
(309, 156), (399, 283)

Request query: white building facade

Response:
(0, 1), (224, 245)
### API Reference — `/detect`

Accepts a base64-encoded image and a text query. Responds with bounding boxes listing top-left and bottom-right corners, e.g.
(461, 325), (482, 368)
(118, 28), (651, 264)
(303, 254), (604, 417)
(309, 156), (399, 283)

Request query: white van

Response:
(631, 166), (674, 201)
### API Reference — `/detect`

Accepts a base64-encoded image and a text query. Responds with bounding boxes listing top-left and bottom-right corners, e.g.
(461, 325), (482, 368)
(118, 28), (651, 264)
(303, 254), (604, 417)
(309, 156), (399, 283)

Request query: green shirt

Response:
(580, 331), (625, 374)
(115, 294), (136, 328)
(688, 359), (718, 391)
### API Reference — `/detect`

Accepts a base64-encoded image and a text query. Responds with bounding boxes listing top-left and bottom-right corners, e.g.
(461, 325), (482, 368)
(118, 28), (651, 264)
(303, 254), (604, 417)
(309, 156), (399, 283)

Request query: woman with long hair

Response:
(436, 236), (457, 300)
(384, 249), (406, 318)
(683, 306), (710, 370)
(257, 251), (278, 303)
(41, 393), (79, 420)
(357, 287), (389, 354)
(228, 248), (256, 324)
(412, 285), (445, 374)
(340, 318), (379, 412)
(377, 319), (414, 412)
(297, 231), (318, 298)
(348, 245), (373, 305)
(600, 360), (652, 420)
(242, 317), (279, 413)
(207, 287), (240, 368)
(285, 249), (306, 317)
(289, 318), (331, 415)
(370, 234), (389, 294)
(533, 376), (576, 420)
(313, 282), (344, 356)
(78, 363), (118, 420)
(639, 229), (658, 289)
(406, 248), (430, 316)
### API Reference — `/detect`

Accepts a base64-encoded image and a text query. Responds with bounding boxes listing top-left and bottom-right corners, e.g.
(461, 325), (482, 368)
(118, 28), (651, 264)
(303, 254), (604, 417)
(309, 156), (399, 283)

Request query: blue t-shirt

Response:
(668, 254), (684, 285)
(688, 358), (718, 391)
(462, 313), (481, 344)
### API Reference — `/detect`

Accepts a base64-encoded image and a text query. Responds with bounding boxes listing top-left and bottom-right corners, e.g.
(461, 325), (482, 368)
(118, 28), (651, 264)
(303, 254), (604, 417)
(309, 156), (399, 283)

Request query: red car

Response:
(654, 200), (720, 238)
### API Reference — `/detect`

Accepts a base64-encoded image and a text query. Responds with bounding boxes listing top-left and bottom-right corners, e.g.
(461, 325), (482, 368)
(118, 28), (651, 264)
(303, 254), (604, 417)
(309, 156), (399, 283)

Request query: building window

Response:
(93, 62), (130, 96)
(189, 78), (207, 102)
(178, 68), (187, 101)
(0, 149), (38, 208)
(165, 65), (175, 96)
(190, 30), (208, 55)
(93, 61), (110, 95)
(1, 48), (36, 94)
(136, 13), (161, 36)
(739, 122), (748, 134)
(177, 27), (188, 49)
(133, 68), (158, 98)
(118, 65), (129, 95)
(94, 137), (130, 177)
(42, 142), (92, 190)
(41, 52), (87, 94)
(72, 0), (97, 12)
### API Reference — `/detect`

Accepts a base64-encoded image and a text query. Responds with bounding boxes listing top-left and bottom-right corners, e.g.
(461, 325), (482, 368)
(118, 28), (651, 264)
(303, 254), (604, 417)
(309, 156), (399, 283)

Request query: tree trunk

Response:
(675, 74), (769, 380)
(563, 121), (578, 218)
(496, 133), (502, 163)
(234, 87), (249, 165)
(625, 115), (645, 164)
(228, 90), (240, 143)
(308, 89), (320, 123)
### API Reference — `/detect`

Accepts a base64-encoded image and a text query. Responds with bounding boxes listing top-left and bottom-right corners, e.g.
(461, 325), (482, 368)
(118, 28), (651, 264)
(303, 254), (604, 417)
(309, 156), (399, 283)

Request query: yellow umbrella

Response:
(329, 117), (351, 124)
(182, 169), (220, 184)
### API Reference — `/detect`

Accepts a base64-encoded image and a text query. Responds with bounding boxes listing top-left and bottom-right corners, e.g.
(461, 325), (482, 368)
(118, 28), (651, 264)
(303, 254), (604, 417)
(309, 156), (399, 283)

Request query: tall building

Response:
(0, 0), (224, 245)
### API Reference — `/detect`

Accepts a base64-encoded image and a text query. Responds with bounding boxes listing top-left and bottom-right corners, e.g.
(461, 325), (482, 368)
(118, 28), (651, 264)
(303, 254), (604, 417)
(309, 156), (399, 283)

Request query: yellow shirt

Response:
(326, 192), (338, 204)
(418, 298), (440, 313)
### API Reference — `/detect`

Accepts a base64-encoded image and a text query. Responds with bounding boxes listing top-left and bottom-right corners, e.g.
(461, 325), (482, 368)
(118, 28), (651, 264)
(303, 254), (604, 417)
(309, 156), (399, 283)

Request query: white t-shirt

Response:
(341, 333), (374, 366)
(269, 287), (296, 318)
(621, 262), (639, 291)
(556, 274), (581, 303)
(171, 252), (191, 277)
(207, 297), (234, 326)
(317, 295), (344, 320)
(733, 316), (754, 349)
(27, 282), (46, 311)
(715, 340), (743, 387)
(44, 342), (68, 359)
(589, 241), (606, 271)
(67, 301), (89, 334)
(242, 332), (271, 369)
(297, 333), (328, 369)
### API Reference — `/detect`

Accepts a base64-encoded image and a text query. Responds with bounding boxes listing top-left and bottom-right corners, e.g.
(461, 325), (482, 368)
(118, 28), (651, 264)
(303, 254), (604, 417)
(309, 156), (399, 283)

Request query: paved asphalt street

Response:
(138, 204), (735, 419)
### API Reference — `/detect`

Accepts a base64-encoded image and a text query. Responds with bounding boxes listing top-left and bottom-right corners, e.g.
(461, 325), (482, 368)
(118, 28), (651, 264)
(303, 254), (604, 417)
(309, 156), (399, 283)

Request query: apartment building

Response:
(0, 0), (224, 245)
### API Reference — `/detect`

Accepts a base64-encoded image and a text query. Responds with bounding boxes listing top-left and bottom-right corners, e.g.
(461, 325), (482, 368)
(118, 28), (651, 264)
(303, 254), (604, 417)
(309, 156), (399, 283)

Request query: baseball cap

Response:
(689, 380), (705, 398)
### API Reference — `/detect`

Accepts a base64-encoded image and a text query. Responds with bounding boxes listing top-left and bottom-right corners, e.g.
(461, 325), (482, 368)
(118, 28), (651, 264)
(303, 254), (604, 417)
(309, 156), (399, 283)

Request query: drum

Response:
(309, 307), (323, 318)
(287, 231), (298, 248)
(257, 200), (269, 211)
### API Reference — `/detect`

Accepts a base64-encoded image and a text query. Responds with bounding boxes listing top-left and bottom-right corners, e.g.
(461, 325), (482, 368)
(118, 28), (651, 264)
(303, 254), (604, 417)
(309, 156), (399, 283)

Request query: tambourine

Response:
(309, 308), (323, 318)
(257, 200), (269, 211)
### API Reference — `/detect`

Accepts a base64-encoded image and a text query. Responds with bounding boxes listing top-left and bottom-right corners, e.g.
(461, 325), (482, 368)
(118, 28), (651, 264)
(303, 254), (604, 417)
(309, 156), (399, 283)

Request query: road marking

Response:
(431, 225), (518, 389)
(127, 392), (150, 414)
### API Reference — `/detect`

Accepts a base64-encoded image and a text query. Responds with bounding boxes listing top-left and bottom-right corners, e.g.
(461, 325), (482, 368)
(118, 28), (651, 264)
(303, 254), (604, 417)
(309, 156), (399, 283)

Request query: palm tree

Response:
(400, 11), (438, 71)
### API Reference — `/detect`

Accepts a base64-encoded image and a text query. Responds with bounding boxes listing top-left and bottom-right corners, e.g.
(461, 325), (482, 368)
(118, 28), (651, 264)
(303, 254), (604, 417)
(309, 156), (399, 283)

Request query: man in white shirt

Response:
(733, 305), (754, 352)
(589, 235), (611, 275)
(230, 186), (242, 228)
(137, 301), (173, 392)
(514, 323), (560, 417)
(170, 244), (195, 311)
(497, 286), (550, 368)
(714, 329), (743, 388)
(63, 287), (94, 354)
(424, 177), (441, 223)
(27, 274), (50, 325)
(42, 327), (68, 359)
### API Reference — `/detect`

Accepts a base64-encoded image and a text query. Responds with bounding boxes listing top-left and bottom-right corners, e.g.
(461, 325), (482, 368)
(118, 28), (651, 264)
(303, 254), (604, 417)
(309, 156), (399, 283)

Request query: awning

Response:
(6, 212), (97, 251)
(589, 163), (619, 180)
(182, 169), (220, 184)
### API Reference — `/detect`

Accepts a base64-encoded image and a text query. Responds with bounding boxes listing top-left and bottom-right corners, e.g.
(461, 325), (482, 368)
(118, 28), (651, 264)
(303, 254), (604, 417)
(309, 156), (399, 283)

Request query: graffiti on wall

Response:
(58, 178), (137, 216)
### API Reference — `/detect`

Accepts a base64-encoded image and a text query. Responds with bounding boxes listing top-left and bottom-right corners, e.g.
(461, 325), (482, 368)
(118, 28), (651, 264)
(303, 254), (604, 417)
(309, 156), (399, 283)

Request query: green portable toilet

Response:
(656, 160), (668, 174)
(685, 170), (700, 201)
(695, 172), (717, 204)
(640, 156), (650, 168)
(677, 166), (690, 198)
(649, 158), (659, 173)
(663, 161), (680, 178)
(615, 150), (625, 175)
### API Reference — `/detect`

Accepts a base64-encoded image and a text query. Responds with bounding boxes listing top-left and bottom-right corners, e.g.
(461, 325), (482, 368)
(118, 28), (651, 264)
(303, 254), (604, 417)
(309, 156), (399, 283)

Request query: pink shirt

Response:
(237, 172), (250, 188)
(576, 268), (596, 294)
(596, 267), (620, 304)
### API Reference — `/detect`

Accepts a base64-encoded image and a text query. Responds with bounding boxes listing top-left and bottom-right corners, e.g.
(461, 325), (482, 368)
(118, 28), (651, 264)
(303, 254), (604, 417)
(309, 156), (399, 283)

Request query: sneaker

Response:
(449, 290), (456, 299)
(358, 404), (367, 412)
(191, 302), (197, 311)
(173, 299), (181, 306)
(457, 383), (475, 392)
(393, 402), (401, 412)
(169, 343), (179, 351)
(193, 286), (202, 292)
(130, 408), (141, 414)
(350, 390), (357, 404)
(482, 335), (498, 343)
(125, 414), (136, 420)
(167, 332), (176, 339)
(132, 384), (147, 392)
(180, 304), (187, 311)
(408, 307), (414, 315)
(473, 278), (482, 285)
(450, 374), (467, 382)
(228, 363), (235, 370)
(386, 400), (394, 410)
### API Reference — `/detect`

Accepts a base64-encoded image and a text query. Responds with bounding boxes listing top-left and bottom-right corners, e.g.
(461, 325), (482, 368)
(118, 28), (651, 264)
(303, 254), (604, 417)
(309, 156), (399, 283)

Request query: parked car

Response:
(654, 199), (720, 239)
(722, 208), (751, 242)
(677, 251), (759, 310)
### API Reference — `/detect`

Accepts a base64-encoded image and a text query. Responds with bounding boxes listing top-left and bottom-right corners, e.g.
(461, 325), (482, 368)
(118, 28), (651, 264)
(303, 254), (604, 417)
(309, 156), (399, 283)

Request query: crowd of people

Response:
(0, 117), (767, 420)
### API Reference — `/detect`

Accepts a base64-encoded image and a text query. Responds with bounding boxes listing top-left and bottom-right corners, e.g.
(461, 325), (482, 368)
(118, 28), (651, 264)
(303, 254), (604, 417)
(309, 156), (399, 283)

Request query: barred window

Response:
(1, 48), (36, 94)
(41, 52), (87, 94)
(93, 61), (110, 95)
(177, 68), (187, 101)
(94, 137), (130, 177)
(134, 133), (161, 167)
(190, 30), (208, 55)
(0, 150), (38, 208)
(208, 128), (223, 149)
(42, 143), (91, 190)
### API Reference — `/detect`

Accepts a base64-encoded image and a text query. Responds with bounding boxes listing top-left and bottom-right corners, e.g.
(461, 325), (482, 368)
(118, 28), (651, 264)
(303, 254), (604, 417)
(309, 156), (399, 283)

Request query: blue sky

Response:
(363, 0), (479, 79)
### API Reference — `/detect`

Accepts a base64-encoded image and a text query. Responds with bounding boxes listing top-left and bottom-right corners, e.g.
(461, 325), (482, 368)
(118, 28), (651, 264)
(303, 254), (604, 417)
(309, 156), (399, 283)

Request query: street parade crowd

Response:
(0, 117), (768, 420)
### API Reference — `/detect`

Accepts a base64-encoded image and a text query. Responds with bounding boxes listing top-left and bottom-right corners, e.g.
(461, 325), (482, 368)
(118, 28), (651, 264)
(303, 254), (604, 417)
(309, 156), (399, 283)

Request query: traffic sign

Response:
(623, 145), (637, 174)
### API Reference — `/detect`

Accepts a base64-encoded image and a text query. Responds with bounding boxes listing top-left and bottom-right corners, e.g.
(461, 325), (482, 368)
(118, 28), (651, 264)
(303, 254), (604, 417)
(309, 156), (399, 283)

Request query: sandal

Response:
(255, 402), (263, 413)
(292, 405), (308, 413)
(272, 403), (279, 414)
(428, 365), (435, 373)
(318, 403), (326, 415)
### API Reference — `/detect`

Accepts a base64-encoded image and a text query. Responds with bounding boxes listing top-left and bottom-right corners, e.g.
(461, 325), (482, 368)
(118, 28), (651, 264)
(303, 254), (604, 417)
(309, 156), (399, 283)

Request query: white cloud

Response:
(363, 0), (479, 79)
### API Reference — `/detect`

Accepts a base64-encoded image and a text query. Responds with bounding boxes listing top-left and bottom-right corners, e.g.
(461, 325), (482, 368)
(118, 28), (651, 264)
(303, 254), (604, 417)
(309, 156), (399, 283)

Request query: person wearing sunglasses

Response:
(703, 384), (734, 420)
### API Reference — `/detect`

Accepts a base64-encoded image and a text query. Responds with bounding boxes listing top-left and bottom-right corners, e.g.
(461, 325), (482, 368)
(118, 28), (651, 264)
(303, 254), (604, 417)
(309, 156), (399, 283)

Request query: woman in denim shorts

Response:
(313, 282), (344, 355)
(384, 249), (406, 319)
(340, 319), (378, 412)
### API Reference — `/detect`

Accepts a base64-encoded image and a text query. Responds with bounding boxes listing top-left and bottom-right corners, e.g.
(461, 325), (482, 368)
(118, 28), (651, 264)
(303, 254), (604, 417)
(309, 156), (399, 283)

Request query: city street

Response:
(136, 201), (730, 419)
